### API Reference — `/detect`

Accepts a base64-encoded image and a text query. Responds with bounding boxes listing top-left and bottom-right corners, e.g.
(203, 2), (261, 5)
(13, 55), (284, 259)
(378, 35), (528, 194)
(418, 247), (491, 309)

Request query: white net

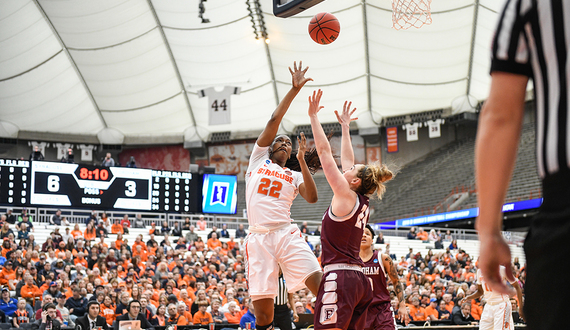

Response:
(392, 0), (432, 30)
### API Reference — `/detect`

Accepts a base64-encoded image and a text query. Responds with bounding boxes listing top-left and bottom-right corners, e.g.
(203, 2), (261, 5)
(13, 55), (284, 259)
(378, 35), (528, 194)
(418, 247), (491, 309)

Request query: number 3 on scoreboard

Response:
(125, 180), (137, 197)
(257, 178), (282, 198)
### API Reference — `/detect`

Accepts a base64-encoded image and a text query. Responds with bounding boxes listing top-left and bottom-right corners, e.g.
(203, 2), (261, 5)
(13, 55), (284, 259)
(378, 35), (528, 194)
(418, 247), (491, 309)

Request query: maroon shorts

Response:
(365, 301), (396, 330)
(314, 269), (372, 330)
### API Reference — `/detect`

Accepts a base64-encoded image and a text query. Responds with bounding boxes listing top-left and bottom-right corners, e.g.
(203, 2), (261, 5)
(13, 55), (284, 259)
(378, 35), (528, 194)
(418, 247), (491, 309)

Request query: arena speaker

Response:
(274, 0), (326, 18)
(184, 140), (206, 157)
(359, 127), (380, 144)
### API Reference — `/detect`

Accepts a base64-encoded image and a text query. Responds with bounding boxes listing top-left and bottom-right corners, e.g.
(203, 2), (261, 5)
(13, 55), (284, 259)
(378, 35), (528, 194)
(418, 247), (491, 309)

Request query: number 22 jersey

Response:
(245, 143), (304, 230)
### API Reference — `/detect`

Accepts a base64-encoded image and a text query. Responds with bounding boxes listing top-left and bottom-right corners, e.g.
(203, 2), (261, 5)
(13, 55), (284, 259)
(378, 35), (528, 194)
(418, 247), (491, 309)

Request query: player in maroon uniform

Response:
(308, 89), (394, 330)
(360, 225), (409, 329)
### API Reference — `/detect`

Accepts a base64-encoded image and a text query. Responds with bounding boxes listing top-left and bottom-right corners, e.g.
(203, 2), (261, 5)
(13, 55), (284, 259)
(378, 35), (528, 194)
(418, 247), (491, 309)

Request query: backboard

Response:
(273, 0), (326, 18)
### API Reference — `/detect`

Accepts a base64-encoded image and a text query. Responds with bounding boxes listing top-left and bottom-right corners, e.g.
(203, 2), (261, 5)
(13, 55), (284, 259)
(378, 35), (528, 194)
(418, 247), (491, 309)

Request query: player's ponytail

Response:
(356, 163), (394, 199)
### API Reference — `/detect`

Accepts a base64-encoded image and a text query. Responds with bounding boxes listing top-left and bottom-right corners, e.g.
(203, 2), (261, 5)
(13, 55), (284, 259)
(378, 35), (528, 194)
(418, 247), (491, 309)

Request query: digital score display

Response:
(151, 170), (200, 212)
(31, 162), (152, 210)
(0, 159), (30, 206)
(24, 161), (200, 212)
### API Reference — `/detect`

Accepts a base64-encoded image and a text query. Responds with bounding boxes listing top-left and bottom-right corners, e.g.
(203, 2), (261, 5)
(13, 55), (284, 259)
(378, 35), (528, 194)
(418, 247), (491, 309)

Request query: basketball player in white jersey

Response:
(461, 265), (524, 330)
(244, 61), (323, 330)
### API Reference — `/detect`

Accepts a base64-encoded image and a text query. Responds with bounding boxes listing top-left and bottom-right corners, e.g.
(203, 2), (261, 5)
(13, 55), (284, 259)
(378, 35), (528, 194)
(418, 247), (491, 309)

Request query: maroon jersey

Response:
(362, 250), (391, 305)
(321, 193), (370, 266)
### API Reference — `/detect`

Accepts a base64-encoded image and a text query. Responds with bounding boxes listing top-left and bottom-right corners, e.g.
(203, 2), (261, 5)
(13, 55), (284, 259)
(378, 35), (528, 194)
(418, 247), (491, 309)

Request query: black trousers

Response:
(274, 304), (292, 330)
(523, 172), (570, 330)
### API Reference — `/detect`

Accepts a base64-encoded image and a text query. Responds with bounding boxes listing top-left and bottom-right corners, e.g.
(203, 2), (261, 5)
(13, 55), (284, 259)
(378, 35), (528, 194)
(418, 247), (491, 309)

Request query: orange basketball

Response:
(308, 12), (340, 45)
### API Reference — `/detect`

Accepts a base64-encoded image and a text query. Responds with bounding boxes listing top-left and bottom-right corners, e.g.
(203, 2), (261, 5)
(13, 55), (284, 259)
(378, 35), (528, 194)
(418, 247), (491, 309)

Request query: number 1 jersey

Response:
(245, 143), (304, 229)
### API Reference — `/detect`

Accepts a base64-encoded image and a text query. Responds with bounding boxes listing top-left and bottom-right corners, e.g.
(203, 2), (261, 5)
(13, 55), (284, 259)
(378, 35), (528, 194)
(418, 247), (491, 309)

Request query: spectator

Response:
(182, 218), (191, 231)
(207, 233), (221, 251)
(425, 298), (439, 320)
(114, 300), (154, 330)
(193, 300), (213, 326)
(164, 304), (186, 326)
(0, 287), (17, 316)
(299, 221), (309, 234)
(235, 223), (247, 238)
(449, 240), (458, 250)
(171, 222), (182, 237)
(126, 156), (137, 168)
(220, 224), (230, 238)
(50, 210), (62, 226)
(55, 295), (74, 327)
(407, 227), (417, 239)
(185, 226), (198, 244)
(17, 215), (33, 232)
(196, 216), (207, 231)
(408, 296), (426, 321)
(31, 302), (61, 330)
(120, 215), (131, 228)
(111, 220), (123, 235)
(133, 214), (145, 229)
(375, 231), (384, 244)
(239, 299), (256, 329)
(13, 298), (30, 328)
(65, 288), (87, 322)
(451, 302), (477, 325)
(160, 221), (170, 235)
(5, 209), (17, 224)
(416, 228), (429, 241)
(61, 148), (74, 163)
(428, 229), (439, 242)
(102, 153), (115, 167)
(29, 146), (44, 161)
(207, 226), (218, 240)
(75, 301), (108, 330)
(224, 301), (243, 324)
(304, 236), (313, 251)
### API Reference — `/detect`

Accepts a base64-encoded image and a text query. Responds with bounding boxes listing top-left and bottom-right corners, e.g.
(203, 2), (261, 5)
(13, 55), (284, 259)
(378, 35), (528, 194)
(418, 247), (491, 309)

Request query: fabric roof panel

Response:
(38, 0), (156, 49)
(70, 30), (181, 110)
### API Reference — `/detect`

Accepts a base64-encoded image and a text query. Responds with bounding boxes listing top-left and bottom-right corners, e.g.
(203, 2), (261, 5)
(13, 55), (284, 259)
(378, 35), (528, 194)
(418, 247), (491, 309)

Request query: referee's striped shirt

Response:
(275, 274), (288, 306)
(492, 0), (570, 179)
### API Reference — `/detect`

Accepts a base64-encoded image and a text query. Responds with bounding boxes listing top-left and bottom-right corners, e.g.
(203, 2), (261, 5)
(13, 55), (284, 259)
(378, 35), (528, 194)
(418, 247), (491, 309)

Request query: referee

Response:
(475, 0), (570, 329)
(274, 269), (297, 330)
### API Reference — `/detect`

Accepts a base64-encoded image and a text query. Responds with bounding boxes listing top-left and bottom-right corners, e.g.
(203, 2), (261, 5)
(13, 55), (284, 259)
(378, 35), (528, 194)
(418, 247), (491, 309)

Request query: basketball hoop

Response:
(392, 0), (432, 30)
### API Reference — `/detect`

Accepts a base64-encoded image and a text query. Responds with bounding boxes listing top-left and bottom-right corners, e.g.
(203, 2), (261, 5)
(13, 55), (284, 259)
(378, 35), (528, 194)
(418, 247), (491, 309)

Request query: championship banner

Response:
(386, 127), (398, 153)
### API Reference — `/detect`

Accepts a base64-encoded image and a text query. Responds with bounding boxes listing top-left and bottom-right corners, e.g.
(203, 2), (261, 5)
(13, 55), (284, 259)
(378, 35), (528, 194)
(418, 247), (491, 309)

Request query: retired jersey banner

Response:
(386, 127), (398, 153)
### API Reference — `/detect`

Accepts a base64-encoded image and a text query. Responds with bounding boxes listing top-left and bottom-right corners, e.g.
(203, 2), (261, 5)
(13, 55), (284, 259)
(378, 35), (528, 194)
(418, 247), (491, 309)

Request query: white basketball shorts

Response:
(245, 224), (322, 301)
(479, 301), (514, 330)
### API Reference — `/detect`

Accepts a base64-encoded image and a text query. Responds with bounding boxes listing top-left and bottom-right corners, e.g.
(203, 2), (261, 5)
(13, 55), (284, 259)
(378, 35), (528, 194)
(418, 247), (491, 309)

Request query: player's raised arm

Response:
(308, 90), (354, 214)
(257, 61), (312, 147)
(334, 101), (357, 172)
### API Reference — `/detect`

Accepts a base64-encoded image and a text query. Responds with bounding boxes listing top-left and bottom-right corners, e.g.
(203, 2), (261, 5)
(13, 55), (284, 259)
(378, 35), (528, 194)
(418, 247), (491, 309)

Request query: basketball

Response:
(308, 12), (340, 45)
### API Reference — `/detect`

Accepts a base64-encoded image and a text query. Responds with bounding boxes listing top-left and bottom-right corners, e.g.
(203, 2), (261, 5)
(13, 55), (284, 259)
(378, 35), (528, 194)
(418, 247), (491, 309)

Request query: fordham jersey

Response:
(362, 250), (391, 305)
(245, 143), (304, 229)
(321, 193), (370, 267)
(477, 267), (514, 305)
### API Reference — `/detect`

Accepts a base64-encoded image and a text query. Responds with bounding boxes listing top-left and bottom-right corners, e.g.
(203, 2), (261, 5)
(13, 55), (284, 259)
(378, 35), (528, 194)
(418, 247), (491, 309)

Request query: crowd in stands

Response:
(0, 208), (525, 329)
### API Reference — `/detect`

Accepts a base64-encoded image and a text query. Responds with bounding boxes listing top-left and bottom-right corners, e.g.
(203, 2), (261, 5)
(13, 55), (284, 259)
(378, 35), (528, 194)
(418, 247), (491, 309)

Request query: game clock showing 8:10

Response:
(21, 160), (200, 212)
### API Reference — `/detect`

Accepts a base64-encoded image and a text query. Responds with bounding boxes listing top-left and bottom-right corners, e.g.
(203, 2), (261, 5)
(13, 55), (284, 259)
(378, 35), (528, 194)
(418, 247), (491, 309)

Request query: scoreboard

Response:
(0, 159), (30, 206)
(0, 159), (201, 212)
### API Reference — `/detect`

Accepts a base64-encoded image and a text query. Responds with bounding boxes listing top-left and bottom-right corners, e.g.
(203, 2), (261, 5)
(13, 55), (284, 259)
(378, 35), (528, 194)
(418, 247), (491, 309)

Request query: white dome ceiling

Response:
(0, 0), (505, 144)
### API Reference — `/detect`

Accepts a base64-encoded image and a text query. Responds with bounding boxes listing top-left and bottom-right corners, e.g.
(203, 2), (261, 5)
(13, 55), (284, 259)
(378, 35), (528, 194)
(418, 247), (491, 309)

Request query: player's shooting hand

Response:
(289, 61), (313, 89)
(308, 89), (324, 117)
(297, 132), (307, 161)
(519, 308), (525, 322)
(293, 312), (299, 323)
(334, 101), (358, 127)
(399, 304), (410, 326)
(478, 231), (516, 296)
